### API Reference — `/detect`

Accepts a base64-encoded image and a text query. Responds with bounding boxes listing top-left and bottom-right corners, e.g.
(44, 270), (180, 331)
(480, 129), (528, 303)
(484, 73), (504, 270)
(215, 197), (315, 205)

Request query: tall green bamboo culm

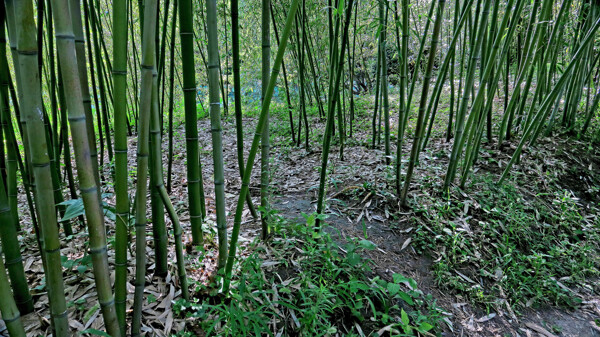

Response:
(0, 1), (34, 315)
(40, 41), (68, 235)
(371, 42), (381, 148)
(399, 0), (446, 205)
(5, 0), (37, 232)
(0, 172), (33, 315)
(51, 0), (121, 334)
(46, 6), (65, 192)
(349, 0), (358, 138)
(84, 0), (106, 168)
(70, 0), (101, 190)
(402, 0), (436, 136)
(0, 5), (5, 187)
(57, 67), (79, 205)
(270, 1), (296, 144)
(293, 9), (307, 149)
(231, 0), (259, 219)
(166, 1), (177, 192)
(86, 2), (113, 166)
(206, 0), (229, 270)
(179, 0), (206, 246)
(380, 2), (390, 164)
(395, 0), (409, 196)
(131, 0), (158, 334)
(0, 171), (33, 315)
(151, 6), (169, 274)
(112, 0), (129, 333)
(300, 3), (310, 148)
(38, 2), (60, 215)
(327, 0), (342, 144)
(13, 0), (70, 334)
(0, 3), (20, 233)
(315, 0), (355, 227)
(150, 60), (168, 277)
(0, 242), (26, 337)
(155, 0), (186, 293)
(223, 0), (300, 293)
(156, 185), (190, 300)
(261, 0), (271, 239)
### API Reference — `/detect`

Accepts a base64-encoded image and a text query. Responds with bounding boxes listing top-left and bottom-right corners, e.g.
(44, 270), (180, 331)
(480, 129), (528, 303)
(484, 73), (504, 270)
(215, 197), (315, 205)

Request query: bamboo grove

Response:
(0, 0), (599, 334)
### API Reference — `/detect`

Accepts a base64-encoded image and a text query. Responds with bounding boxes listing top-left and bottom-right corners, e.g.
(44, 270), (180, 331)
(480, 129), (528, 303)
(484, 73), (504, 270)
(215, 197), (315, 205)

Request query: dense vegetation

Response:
(1, 0), (600, 335)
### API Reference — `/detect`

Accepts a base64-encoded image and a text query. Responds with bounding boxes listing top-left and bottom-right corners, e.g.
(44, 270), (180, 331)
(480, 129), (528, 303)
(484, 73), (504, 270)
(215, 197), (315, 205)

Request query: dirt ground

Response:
(263, 119), (600, 336)
(4, 115), (600, 336)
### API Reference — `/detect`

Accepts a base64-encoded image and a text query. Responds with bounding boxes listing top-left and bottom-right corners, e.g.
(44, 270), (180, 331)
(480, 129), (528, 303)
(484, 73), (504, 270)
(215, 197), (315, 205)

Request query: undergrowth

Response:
(413, 174), (600, 311)
(173, 214), (446, 336)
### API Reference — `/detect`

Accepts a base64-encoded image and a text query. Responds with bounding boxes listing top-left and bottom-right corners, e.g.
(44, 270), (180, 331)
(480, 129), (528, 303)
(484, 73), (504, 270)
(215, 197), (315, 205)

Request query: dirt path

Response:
(273, 191), (600, 336)
(260, 119), (600, 336)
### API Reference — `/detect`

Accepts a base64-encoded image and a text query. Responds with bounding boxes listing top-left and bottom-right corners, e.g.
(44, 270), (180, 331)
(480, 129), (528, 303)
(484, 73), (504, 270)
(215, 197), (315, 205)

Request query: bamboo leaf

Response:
(81, 329), (111, 337)
(59, 199), (85, 222)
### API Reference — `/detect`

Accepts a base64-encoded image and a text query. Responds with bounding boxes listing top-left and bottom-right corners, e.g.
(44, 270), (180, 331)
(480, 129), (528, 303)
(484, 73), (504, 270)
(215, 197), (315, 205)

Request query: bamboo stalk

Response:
(51, 0), (121, 334)
(13, 0), (70, 333)
(260, 0), (272, 238)
(224, 0), (300, 293)
(70, 0), (101, 189)
(112, 0), (129, 332)
(315, 0), (355, 226)
(179, 0), (207, 246)
(231, 0), (259, 219)
(150, 59), (168, 277)
(400, 0), (446, 205)
(0, 170), (33, 314)
(0, 242), (26, 337)
(131, 0), (158, 333)
(206, 0), (229, 269)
